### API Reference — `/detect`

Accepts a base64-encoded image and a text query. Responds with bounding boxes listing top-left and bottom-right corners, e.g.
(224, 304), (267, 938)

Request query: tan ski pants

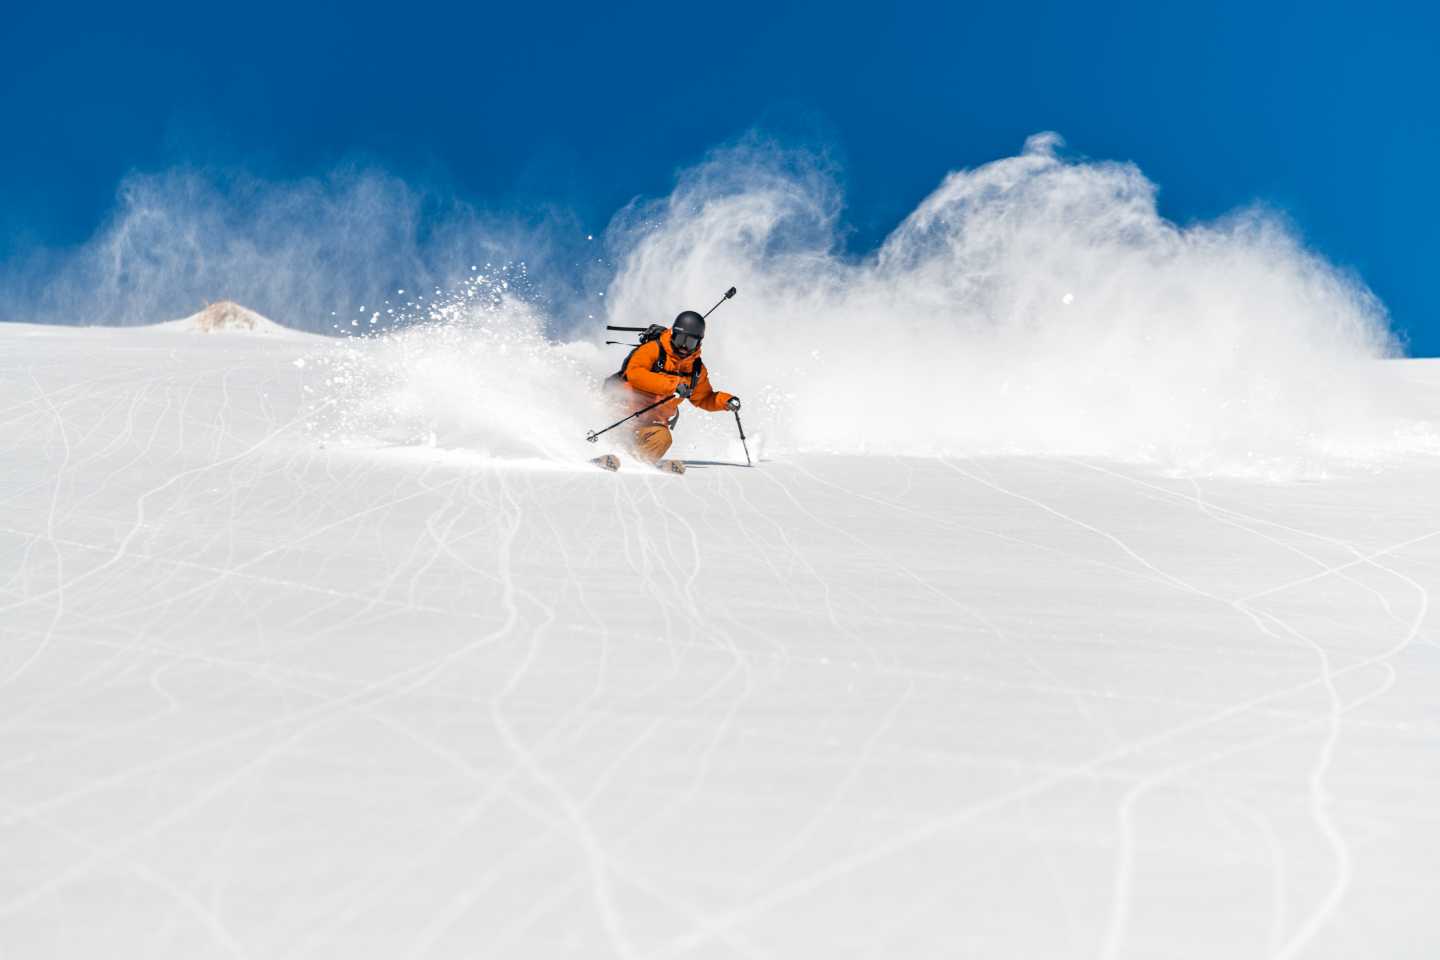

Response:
(630, 424), (673, 463)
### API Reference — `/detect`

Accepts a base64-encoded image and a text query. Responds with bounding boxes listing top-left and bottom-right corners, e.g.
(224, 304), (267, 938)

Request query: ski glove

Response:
(726, 396), (741, 411)
(674, 381), (694, 399)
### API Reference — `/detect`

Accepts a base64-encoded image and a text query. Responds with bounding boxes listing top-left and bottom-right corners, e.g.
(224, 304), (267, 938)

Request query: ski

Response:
(590, 454), (621, 471)
(655, 459), (687, 474)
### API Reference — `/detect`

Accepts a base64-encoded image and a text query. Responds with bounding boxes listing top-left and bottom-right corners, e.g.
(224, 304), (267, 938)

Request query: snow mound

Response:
(155, 300), (297, 336)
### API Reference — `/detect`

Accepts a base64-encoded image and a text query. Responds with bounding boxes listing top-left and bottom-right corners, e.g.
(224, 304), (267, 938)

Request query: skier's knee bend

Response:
(631, 424), (672, 462)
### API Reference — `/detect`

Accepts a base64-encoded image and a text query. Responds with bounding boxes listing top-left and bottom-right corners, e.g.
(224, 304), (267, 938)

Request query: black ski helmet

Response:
(671, 310), (705, 356)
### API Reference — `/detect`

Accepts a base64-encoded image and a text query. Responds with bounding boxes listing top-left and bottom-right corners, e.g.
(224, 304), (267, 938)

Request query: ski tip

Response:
(655, 459), (687, 475)
(589, 454), (621, 472)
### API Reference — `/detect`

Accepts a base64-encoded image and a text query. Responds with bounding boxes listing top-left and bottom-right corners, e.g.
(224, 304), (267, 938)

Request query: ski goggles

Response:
(672, 331), (702, 354)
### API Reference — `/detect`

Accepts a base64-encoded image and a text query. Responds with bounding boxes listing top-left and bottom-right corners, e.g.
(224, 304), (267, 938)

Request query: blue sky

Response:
(2, 0), (1435, 352)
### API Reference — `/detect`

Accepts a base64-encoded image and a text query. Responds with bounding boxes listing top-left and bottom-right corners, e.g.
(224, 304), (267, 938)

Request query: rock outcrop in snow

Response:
(157, 300), (294, 336)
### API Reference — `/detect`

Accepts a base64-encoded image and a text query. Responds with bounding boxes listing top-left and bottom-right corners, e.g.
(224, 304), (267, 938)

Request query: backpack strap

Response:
(616, 339), (661, 381)
(617, 339), (701, 394)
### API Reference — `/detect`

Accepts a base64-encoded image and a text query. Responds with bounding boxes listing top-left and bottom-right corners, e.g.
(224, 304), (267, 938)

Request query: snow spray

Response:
(604, 134), (1422, 475)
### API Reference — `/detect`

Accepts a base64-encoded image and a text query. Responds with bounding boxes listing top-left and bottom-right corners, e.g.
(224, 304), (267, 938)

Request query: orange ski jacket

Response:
(617, 329), (734, 424)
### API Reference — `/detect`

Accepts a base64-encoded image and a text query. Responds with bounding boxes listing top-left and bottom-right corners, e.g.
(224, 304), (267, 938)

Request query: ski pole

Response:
(585, 394), (677, 443)
(733, 408), (752, 466)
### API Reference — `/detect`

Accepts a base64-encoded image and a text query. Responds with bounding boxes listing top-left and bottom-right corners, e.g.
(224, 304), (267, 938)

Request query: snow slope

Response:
(2, 321), (1439, 958)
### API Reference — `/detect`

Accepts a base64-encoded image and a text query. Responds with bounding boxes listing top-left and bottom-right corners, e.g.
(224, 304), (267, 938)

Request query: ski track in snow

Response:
(1, 325), (1438, 959)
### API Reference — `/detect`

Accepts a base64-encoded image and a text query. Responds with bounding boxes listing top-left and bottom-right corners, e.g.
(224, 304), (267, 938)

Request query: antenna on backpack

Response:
(604, 286), (736, 341)
(702, 286), (737, 320)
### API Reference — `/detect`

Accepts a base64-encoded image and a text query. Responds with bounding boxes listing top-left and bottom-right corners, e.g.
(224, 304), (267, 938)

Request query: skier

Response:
(608, 309), (741, 464)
